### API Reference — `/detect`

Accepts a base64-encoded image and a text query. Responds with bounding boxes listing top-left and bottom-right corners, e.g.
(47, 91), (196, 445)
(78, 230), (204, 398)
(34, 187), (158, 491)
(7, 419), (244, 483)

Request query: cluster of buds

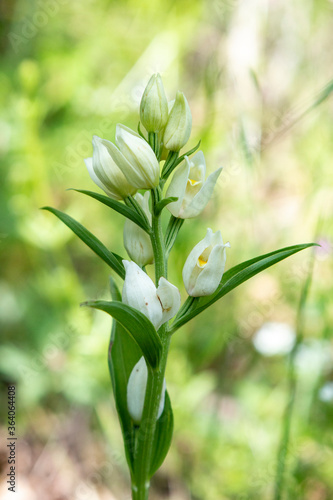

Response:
(84, 73), (229, 423)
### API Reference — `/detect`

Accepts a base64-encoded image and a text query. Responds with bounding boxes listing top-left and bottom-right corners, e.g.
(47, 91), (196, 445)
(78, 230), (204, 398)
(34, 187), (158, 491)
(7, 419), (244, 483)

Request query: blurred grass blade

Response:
(274, 251), (315, 500)
(171, 243), (317, 333)
(108, 278), (141, 473)
(149, 390), (174, 477)
(42, 206), (125, 278)
(83, 300), (162, 369)
(70, 189), (151, 232)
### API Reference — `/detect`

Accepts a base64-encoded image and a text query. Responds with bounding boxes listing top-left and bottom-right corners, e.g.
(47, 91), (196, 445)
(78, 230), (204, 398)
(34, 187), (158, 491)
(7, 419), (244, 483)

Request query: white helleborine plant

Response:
(84, 135), (137, 200)
(166, 151), (222, 218)
(46, 73), (312, 500)
(163, 91), (192, 151)
(122, 260), (181, 330)
(101, 124), (160, 190)
(127, 356), (166, 424)
(123, 192), (154, 267)
(183, 228), (230, 297)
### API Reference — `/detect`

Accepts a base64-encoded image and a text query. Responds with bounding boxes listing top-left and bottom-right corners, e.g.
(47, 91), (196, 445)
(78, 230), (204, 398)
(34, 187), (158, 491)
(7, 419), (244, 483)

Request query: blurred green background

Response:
(0, 0), (333, 498)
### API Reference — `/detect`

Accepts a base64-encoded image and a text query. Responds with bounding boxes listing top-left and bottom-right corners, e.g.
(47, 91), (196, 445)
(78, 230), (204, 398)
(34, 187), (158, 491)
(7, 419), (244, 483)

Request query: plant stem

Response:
(131, 187), (169, 499)
(273, 252), (315, 500)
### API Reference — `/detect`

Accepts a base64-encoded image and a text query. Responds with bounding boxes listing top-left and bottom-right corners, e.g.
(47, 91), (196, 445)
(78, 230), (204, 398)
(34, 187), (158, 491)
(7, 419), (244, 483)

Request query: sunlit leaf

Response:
(171, 243), (317, 332)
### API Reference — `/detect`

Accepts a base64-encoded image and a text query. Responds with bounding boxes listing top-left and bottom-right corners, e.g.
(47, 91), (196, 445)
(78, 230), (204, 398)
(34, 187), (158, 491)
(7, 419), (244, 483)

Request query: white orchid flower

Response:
(166, 151), (222, 219)
(100, 124), (160, 190)
(127, 356), (166, 423)
(182, 228), (230, 297)
(163, 91), (192, 152)
(84, 136), (137, 200)
(140, 73), (169, 133)
(123, 192), (154, 267)
(122, 260), (181, 330)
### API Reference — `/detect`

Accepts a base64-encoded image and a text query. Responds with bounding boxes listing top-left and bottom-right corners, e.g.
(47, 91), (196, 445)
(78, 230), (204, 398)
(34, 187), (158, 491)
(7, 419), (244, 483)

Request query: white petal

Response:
(165, 160), (190, 217)
(191, 243), (227, 297)
(122, 260), (162, 329)
(156, 277), (181, 327)
(127, 357), (148, 423)
(84, 157), (120, 199)
(116, 124), (159, 189)
(181, 167), (222, 218)
(102, 138), (145, 190)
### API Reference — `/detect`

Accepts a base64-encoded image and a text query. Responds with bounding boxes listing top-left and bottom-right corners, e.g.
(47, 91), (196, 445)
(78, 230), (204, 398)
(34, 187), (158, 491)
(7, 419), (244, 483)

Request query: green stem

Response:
(273, 252), (315, 500)
(131, 187), (169, 499)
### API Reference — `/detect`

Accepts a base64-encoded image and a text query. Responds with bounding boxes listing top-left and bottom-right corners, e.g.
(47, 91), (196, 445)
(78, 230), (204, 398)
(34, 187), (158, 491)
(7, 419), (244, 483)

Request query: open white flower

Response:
(127, 356), (166, 423)
(166, 151), (222, 218)
(123, 192), (154, 267)
(84, 136), (137, 200)
(182, 228), (230, 297)
(122, 260), (181, 330)
(101, 124), (160, 190)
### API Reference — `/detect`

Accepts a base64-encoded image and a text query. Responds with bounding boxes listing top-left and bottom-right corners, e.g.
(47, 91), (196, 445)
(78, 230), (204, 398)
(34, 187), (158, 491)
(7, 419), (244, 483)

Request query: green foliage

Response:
(83, 300), (162, 369)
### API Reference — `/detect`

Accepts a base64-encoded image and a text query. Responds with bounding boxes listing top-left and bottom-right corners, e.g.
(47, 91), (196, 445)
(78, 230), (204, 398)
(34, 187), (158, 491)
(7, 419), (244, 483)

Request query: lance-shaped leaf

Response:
(108, 279), (142, 473)
(171, 243), (317, 333)
(149, 390), (174, 477)
(42, 206), (125, 279)
(70, 189), (151, 232)
(83, 300), (162, 369)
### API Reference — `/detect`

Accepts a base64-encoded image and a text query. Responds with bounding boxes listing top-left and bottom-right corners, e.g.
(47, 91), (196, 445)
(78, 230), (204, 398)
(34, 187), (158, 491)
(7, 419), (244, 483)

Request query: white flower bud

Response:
(84, 136), (137, 200)
(182, 228), (230, 297)
(163, 91), (192, 152)
(166, 151), (222, 219)
(101, 125), (160, 190)
(123, 192), (154, 267)
(127, 357), (166, 423)
(140, 74), (168, 132)
(122, 261), (181, 330)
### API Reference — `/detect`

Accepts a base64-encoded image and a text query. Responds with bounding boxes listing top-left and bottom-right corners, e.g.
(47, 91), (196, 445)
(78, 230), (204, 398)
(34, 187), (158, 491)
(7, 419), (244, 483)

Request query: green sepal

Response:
(107, 278), (141, 474)
(82, 300), (162, 369)
(70, 189), (151, 232)
(149, 390), (174, 477)
(154, 197), (178, 216)
(42, 206), (125, 279)
(171, 243), (317, 333)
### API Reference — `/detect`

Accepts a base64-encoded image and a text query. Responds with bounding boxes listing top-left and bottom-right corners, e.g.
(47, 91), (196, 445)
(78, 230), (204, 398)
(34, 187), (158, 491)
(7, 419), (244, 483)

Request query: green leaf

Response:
(149, 390), (174, 477)
(174, 139), (201, 169)
(171, 243), (317, 333)
(154, 196), (178, 216)
(70, 189), (150, 232)
(107, 279), (142, 473)
(42, 206), (125, 279)
(83, 300), (162, 369)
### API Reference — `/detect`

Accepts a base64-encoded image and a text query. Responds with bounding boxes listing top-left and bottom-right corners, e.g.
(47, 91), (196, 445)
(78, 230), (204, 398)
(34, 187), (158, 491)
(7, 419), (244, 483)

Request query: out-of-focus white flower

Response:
(123, 192), (153, 267)
(84, 136), (137, 200)
(127, 356), (166, 423)
(166, 151), (222, 218)
(122, 260), (181, 330)
(252, 322), (296, 356)
(140, 73), (168, 133)
(163, 91), (192, 151)
(319, 382), (333, 403)
(182, 228), (229, 297)
(101, 125), (160, 190)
